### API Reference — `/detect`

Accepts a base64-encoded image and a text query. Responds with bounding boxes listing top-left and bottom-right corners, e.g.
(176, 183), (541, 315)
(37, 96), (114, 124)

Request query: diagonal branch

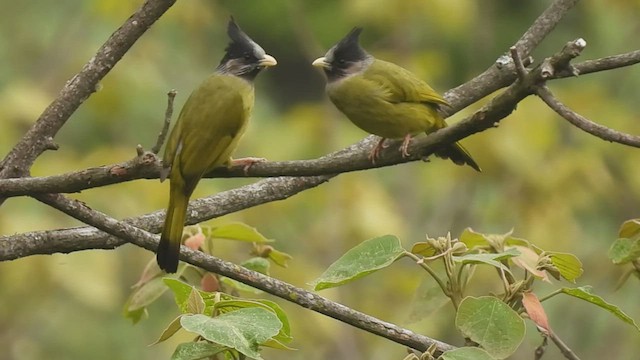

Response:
(31, 192), (456, 355)
(0, 175), (333, 260)
(4, 47), (638, 198)
(444, 0), (580, 113)
(536, 85), (640, 147)
(0, 0), (176, 188)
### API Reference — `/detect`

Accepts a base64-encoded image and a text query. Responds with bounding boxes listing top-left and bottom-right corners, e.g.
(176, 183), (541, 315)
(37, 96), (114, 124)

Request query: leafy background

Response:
(1, 0), (639, 359)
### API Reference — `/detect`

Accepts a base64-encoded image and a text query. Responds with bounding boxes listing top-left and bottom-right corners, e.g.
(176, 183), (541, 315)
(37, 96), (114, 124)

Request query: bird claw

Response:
(231, 157), (266, 175)
(369, 137), (388, 164)
(400, 134), (413, 158)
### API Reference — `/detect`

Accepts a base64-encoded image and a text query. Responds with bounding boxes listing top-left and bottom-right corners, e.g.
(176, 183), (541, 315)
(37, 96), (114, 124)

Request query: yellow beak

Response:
(312, 57), (331, 69)
(258, 54), (277, 67)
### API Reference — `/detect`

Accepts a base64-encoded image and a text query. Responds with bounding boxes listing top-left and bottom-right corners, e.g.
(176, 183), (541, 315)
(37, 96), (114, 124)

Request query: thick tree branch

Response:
(536, 85), (640, 147)
(2, 47), (638, 198)
(0, 0), (176, 187)
(0, 175), (333, 259)
(27, 192), (456, 355)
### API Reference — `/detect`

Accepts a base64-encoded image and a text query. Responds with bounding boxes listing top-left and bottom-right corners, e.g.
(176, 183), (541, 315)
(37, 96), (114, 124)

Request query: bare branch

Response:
(27, 192), (456, 355)
(151, 89), (177, 154)
(0, 175), (333, 259)
(513, 0), (580, 57)
(0, 0), (176, 190)
(445, 0), (580, 113)
(549, 331), (582, 360)
(566, 49), (640, 77)
(540, 39), (586, 79)
(536, 85), (640, 148)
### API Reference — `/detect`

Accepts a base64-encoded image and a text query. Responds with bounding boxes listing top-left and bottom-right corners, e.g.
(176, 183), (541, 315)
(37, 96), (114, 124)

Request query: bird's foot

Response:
(399, 134), (413, 158)
(231, 157), (266, 175)
(368, 137), (388, 164)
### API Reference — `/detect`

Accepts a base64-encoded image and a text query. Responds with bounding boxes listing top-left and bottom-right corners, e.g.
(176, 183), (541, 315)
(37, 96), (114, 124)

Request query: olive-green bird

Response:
(157, 18), (277, 273)
(312, 28), (480, 171)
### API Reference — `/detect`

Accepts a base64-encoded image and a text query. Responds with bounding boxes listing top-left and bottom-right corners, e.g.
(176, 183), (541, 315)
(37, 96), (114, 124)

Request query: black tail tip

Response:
(435, 144), (481, 172)
(156, 245), (179, 273)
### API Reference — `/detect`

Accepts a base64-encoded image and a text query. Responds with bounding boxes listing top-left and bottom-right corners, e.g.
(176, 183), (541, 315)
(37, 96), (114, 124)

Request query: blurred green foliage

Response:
(1, 0), (639, 359)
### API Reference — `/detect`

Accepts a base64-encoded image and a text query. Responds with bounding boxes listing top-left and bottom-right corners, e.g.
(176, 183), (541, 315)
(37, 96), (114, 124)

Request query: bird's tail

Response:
(157, 185), (189, 273)
(435, 142), (481, 172)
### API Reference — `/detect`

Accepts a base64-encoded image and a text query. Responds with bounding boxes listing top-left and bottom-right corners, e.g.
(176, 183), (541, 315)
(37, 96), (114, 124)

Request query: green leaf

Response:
(560, 287), (640, 332)
(126, 276), (169, 312)
(407, 276), (450, 323)
(211, 298), (293, 344)
(619, 219), (640, 239)
(151, 316), (183, 345)
(453, 249), (520, 274)
(547, 252), (583, 282)
(440, 347), (497, 360)
(608, 238), (640, 264)
(456, 296), (525, 359)
(311, 235), (405, 291)
(180, 308), (282, 360)
(164, 278), (199, 313)
(187, 288), (206, 314)
(459, 228), (491, 249)
(261, 338), (297, 350)
(171, 342), (227, 360)
(411, 241), (438, 257)
(262, 246), (293, 268)
(124, 274), (176, 323)
(124, 307), (147, 324)
(206, 222), (273, 243)
(241, 257), (270, 275)
(252, 299), (293, 343)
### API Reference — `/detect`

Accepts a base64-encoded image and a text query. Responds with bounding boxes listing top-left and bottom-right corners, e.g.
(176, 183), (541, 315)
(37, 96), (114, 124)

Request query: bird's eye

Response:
(243, 53), (252, 60)
(338, 59), (346, 64)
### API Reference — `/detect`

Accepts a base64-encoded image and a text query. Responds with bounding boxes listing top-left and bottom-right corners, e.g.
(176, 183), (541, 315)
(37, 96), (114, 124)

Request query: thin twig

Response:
(536, 85), (640, 148)
(510, 46), (529, 81)
(31, 192), (456, 356)
(151, 89), (177, 154)
(549, 331), (581, 360)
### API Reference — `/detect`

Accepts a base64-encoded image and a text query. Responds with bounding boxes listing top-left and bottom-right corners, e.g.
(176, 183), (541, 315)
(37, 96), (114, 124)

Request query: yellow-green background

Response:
(1, 0), (639, 359)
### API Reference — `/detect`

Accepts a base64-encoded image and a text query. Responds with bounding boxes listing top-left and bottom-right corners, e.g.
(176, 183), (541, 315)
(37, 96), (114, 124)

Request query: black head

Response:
(217, 17), (277, 81)
(312, 27), (372, 82)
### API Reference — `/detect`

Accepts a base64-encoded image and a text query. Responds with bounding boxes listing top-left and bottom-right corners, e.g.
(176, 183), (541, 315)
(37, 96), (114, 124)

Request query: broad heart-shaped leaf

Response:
(547, 252), (583, 282)
(311, 235), (405, 291)
(456, 296), (525, 359)
(439, 347), (496, 360)
(608, 238), (640, 264)
(213, 299), (292, 344)
(560, 287), (640, 332)
(180, 308), (282, 360)
(171, 342), (227, 360)
(619, 219), (640, 239)
(453, 248), (520, 274)
(205, 222), (273, 243)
